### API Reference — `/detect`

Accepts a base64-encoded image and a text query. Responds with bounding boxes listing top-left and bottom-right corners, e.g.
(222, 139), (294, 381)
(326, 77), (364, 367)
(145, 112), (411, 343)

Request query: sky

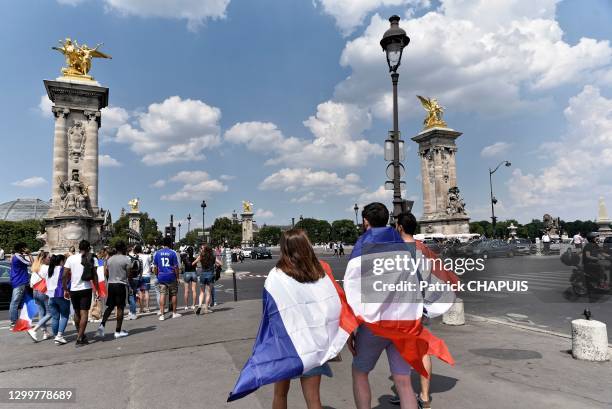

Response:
(1, 0), (612, 232)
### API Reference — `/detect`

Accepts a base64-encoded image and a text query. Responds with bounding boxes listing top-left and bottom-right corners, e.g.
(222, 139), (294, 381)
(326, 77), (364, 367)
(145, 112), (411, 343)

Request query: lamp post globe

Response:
(187, 213), (191, 233)
(380, 15), (410, 73)
(201, 200), (207, 243)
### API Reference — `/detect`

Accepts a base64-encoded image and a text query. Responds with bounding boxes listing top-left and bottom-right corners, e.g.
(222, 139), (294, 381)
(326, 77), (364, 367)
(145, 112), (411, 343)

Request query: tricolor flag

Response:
(93, 260), (107, 298)
(12, 291), (38, 332)
(228, 261), (358, 402)
(344, 227), (456, 377)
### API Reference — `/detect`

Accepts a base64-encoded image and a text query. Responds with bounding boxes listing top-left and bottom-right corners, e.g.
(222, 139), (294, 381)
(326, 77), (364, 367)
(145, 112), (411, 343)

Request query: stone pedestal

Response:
(412, 127), (470, 235)
(596, 197), (612, 239)
(571, 319), (609, 361)
(42, 79), (108, 253)
(128, 212), (142, 244)
(241, 212), (254, 246)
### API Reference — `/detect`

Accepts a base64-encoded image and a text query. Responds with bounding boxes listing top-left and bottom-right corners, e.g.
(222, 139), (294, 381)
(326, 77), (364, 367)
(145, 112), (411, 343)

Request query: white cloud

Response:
(335, 2), (612, 119)
(220, 174), (235, 181)
(260, 168), (363, 195)
(101, 0), (230, 31)
(39, 95), (53, 118)
(162, 170), (228, 201)
(114, 96), (221, 165)
(480, 142), (512, 158)
(151, 179), (166, 188)
(12, 176), (48, 188)
(98, 154), (122, 167)
(291, 192), (324, 204)
(226, 101), (381, 169)
(316, 0), (429, 36)
(507, 85), (612, 216)
(255, 209), (274, 218)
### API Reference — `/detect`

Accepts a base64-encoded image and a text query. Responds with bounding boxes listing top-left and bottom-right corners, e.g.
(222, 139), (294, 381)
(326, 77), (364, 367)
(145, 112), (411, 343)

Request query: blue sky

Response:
(1, 0), (612, 232)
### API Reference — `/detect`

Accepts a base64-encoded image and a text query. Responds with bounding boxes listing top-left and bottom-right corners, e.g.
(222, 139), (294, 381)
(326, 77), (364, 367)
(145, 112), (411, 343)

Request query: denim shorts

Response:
(302, 363), (333, 378)
(199, 271), (214, 285)
(352, 325), (412, 375)
(140, 276), (151, 291)
(184, 271), (198, 283)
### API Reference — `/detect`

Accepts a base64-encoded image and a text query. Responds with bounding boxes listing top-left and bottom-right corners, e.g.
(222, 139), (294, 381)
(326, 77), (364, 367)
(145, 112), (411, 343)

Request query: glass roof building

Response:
(0, 198), (51, 221)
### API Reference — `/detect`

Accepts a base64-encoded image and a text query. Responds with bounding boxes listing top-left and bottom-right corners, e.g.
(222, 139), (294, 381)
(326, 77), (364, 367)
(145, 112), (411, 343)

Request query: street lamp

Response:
(299, 215), (304, 222)
(187, 213), (191, 234)
(178, 222), (182, 242)
(201, 200), (207, 243)
(354, 203), (359, 225)
(380, 15), (410, 219)
(489, 160), (511, 238)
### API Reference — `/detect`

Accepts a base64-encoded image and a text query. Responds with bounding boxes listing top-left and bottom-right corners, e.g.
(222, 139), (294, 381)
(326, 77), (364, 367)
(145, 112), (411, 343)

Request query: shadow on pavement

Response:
(469, 348), (542, 360)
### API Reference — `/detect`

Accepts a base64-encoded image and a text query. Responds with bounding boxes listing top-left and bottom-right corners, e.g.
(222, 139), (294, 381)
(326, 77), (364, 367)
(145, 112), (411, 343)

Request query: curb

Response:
(465, 313), (612, 349)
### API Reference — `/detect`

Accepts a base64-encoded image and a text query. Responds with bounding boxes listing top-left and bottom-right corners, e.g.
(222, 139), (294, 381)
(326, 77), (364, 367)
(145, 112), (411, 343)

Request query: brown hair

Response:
(200, 245), (216, 271)
(276, 229), (324, 283)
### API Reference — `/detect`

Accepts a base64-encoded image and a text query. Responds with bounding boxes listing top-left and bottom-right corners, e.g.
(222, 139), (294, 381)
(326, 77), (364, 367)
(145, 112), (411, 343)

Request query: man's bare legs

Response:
(420, 355), (432, 404)
(393, 373), (418, 409)
(352, 366), (372, 409)
(273, 380), (290, 409)
(159, 293), (166, 315)
(273, 377), (323, 409)
(75, 310), (88, 340)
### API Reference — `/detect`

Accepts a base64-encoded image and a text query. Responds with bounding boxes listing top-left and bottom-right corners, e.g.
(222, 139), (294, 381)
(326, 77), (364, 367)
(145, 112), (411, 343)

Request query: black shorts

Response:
(70, 289), (93, 311)
(106, 283), (128, 309)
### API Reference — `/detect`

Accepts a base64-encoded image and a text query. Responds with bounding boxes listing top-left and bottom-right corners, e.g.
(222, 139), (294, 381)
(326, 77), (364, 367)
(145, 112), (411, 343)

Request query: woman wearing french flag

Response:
(228, 229), (358, 407)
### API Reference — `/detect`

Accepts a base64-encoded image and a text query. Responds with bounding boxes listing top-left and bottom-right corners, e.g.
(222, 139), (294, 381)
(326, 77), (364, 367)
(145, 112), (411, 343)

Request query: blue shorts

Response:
(140, 276), (151, 291)
(302, 363), (333, 378)
(199, 271), (214, 286)
(184, 271), (198, 283)
(352, 325), (412, 375)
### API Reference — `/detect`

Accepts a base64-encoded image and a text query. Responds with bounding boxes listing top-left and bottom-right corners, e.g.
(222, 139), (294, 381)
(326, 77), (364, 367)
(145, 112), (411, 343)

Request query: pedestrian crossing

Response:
(498, 270), (573, 292)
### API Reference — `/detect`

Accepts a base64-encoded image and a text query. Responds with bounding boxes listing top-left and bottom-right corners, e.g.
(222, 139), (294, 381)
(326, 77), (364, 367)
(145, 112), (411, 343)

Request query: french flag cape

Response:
(11, 291), (38, 332)
(93, 259), (107, 298)
(344, 227), (457, 377)
(227, 261), (358, 402)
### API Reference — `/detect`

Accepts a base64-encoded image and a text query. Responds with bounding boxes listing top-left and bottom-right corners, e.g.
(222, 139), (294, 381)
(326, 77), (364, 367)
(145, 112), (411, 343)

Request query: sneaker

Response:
(191, 305), (196, 310)
(171, 312), (182, 319)
(9, 323), (15, 331)
(417, 394), (432, 409)
(158, 314), (166, 321)
(96, 324), (105, 338)
(114, 330), (129, 339)
(388, 396), (400, 405)
(183, 306), (189, 311)
(54, 334), (67, 345)
(42, 331), (50, 341)
(128, 313), (137, 320)
(156, 311), (162, 316)
(195, 306), (202, 315)
(27, 329), (39, 342)
(75, 337), (89, 347)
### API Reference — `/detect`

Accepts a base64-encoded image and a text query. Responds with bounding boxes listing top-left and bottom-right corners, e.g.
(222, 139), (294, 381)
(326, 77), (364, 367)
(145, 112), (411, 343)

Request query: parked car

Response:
(469, 239), (515, 259)
(251, 247), (272, 259)
(454, 239), (485, 257)
(508, 238), (535, 255)
(602, 236), (612, 254)
(422, 239), (444, 255)
(240, 248), (253, 258)
(0, 261), (12, 309)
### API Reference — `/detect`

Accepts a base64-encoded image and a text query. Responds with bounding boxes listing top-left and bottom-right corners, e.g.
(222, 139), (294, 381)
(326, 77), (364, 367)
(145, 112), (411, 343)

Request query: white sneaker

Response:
(183, 306), (189, 311)
(158, 314), (166, 321)
(42, 331), (50, 341)
(27, 329), (38, 342)
(156, 311), (162, 316)
(171, 312), (182, 319)
(128, 313), (137, 320)
(54, 334), (67, 345)
(114, 330), (129, 339)
(97, 324), (105, 338)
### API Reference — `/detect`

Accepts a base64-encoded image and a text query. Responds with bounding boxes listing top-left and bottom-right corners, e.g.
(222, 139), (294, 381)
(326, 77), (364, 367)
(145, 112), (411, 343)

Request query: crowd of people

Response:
(8, 236), (223, 345)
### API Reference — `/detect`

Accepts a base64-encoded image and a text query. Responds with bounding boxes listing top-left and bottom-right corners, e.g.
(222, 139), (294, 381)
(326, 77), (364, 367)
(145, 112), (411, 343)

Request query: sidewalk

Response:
(0, 299), (610, 409)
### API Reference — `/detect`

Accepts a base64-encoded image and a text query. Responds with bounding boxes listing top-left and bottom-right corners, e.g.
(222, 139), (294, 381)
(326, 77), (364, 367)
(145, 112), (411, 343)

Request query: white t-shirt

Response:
(542, 234), (551, 243)
(573, 234), (582, 244)
(41, 266), (63, 298)
(65, 254), (97, 291)
(139, 253), (152, 277)
(30, 265), (47, 288)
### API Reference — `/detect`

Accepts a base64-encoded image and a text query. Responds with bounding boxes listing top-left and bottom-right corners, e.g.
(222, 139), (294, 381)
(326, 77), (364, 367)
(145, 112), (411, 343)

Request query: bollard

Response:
(571, 319), (609, 361)
(232, 271), (238, 302)
(443, 297), (465, 325)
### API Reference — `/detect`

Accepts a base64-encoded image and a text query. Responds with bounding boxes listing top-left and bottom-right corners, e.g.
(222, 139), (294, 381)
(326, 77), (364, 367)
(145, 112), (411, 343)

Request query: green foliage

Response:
(295, 218), (332, 244)
(255, 226), (282, 246)
(0, 220), (45, 252)
(181, 228), (203, 247)
(210, 217), (242, 247)
(110, 212), (162, 245)
(331, 219), (358, 244)
(469, 218), (599, 239)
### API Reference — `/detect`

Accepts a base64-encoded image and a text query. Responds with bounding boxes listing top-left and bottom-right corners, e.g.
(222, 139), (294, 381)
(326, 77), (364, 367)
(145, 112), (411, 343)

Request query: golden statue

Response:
(52, 38), (111, 81)
(128, 198), (140, 213)
(242, 201), (253, 213)
(417, 95), (448, 129)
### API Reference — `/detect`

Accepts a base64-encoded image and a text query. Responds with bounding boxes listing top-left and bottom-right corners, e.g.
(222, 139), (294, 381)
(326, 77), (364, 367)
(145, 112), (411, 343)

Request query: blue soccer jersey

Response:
(153, 248), (179, 284)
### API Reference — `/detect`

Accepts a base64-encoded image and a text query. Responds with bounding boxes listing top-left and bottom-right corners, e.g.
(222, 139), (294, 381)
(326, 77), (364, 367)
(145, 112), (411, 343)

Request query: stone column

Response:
(51, 107), (69, 212)
(83, 110), (100, 212)
(419, 151), (432, 217)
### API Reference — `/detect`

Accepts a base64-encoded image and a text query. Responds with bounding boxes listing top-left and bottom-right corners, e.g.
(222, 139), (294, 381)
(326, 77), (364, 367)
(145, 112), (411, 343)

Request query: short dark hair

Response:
(396, 211), (417, 235)
(362, 202), (389, 228)
(115, 240), (127, 255)
(134, 244), (143, 254)
(13, 241), (27, 253)
(163, 236), (173, 248)
(78, 240), (91, 252)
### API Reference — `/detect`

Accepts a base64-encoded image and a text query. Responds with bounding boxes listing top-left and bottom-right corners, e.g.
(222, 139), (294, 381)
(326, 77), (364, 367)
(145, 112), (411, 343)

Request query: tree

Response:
(210, 217), (242, 247)
(0, 220), (44, 252)
(110, 212), (162, 245)
(331, 219), (358, 244)
(255, 226), (282, 246)
(295, 218), (331, 244)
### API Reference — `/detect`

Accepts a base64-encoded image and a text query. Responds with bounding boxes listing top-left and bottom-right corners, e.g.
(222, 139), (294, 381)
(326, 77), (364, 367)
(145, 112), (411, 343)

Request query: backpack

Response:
(128, 255), (143, 279)
(81, 253), (96, 281)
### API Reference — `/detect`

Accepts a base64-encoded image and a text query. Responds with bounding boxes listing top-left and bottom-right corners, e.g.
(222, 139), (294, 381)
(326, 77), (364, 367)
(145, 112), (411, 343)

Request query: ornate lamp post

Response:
(354, 203), (359, 225)
(187, 213), (191, 234)
(489, 160), (511, 237)
(177, 222), (181, 242)
(201, 200), (207, 243)
(380, 15), (410, 220)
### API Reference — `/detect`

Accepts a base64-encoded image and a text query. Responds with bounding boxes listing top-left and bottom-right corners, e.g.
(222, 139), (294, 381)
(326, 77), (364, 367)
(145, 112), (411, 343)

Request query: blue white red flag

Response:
(11, 291), (38, 332)
(343, 226), (456, 377)
(228, 261), (358, 402)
